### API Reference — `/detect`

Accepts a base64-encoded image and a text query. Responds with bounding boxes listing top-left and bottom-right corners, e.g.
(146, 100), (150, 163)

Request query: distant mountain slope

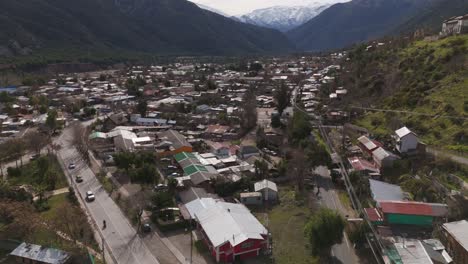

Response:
(195, 3), (231, 17)
(287, 0), (435, 51)
(236, 5), (330, 32)
(392, 0), (468, 34)
(0, 0), (294, 58)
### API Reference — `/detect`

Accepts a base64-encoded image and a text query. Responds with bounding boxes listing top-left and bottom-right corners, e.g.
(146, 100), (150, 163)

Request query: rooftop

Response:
(443, 220), (468, 253)
(10, 242), (70, 264)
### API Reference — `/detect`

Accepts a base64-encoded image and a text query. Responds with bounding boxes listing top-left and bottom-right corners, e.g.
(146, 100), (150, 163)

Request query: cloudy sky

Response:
(188, 0), (347, 16)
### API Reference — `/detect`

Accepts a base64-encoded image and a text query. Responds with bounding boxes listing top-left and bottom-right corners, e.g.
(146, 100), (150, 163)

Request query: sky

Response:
(188, 0), (348, 16)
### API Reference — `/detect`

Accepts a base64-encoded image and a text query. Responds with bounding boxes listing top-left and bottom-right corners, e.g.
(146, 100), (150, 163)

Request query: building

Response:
(254, 179), (278, 202)
(348, 156), (380, 174)
(442, 220), (468, 264)
(394, 126), (419, 154)
(10, 242), (71, 264)
(441, 15), (468, 36)
(378, 200), (448, 226)
(372, 147), (399, 168)
(194, 200), (268, 263)
(369, 179), (405, 203)
(236, 145), (259, 160)
(357, 135), (381, 156)
(157, 130), (193, 156)
(240, 192), (263, 205)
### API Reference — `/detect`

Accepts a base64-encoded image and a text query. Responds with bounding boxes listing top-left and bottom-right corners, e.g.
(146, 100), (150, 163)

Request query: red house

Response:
(194, 200), (268, 262)
(357, 136), (382, 156)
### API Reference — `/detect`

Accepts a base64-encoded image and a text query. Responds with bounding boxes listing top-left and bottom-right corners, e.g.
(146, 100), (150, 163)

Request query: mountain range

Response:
(287, 0), (439, 51)
(0, 0), (294, 58)
(235, 5), (330, 32)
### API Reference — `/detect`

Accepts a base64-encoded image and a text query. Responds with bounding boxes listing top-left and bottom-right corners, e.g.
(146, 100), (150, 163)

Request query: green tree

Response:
(113, 152), (135, 172)
(304, 208), (345, 258)
(271, 114), (281, 128)
(254, 160), (269, 180)
(152, 191), (175, 210)
(136, 100), (148, 117)
(205, 79), (217, 90)
(46, 109), (58, 133)
(289, 111), (311, 145)
(275, 82), (290, 115)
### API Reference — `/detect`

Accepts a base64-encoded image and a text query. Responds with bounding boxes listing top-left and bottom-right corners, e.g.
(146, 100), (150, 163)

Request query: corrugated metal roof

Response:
(443, 220), (468, 253)
(369, 179), (404, 201)
(379, 201), (447, 217)
(195, 200), (267, 247)
(254, 179), (278, 192)
(10, 242), (70, 264)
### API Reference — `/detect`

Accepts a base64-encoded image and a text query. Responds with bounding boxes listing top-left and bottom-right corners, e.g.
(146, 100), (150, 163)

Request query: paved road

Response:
(56, 126), (162, 264)
(315, 166), (359, 264)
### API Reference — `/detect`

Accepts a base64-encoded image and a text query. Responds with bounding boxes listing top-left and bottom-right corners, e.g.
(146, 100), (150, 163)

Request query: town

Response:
(0, 17), (467, 264)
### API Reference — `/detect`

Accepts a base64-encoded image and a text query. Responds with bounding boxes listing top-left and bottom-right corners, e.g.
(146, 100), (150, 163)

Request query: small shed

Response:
(394, 126), (419, 154)
(240, 192), (263, 205)
(254, 179), (278, 201)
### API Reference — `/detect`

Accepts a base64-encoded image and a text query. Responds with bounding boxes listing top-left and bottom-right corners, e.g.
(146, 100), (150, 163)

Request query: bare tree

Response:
(71, 123), (90, 164)
(24, 131), (49, 155)
(287, 150), (307, 193)
(239, 88), (257, 135)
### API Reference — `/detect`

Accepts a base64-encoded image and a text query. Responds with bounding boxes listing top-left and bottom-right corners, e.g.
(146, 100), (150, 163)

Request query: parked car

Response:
(167, 165), (177, 170)
(85, 191), (95, 202)
(30, 154), (40, 161)
(68, 163), (76, 170)
(142, 223), (151, 233)
(154, 184), (168, 191)
(75, 176), (83, 183)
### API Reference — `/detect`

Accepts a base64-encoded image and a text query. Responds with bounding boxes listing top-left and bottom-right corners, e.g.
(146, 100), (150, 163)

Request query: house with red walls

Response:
(190, 199), (268, 262)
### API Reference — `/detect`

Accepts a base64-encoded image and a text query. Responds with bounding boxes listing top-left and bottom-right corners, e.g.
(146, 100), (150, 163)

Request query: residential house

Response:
(348, 157), (380, 174)
(192, 199), (268, 263)
(369, 179), (405, 204)
(357, 136), (381, 156)
(372, 147), (399, 168)
(237, 146), (259, 160)
(254, 179), (278, 202)
(394, 126), (419, 154)
(388, 240), (434, 264)
(378, 200), (448, 226)
(422, 239), (453, 264)
(10, 242), (71, 264)
(441, 15), (468, 36)
(157, 130), (193, 156)
(442, 220), (468, 264)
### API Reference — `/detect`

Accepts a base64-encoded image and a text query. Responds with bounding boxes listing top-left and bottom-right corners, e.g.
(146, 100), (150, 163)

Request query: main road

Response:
(56, 124), (163, 264)
(293, 85), (359, 264)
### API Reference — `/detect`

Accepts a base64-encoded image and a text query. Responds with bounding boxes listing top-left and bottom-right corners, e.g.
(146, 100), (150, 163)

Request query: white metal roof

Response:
(358, 136), (377, 150)
(195, 200), (267, 247)
(394, 240), (433, 264)
(443, 220), (468, 253)
(372, 147), (390, 160)
(254, 179), (278, 192)
(395, 126), (414, 138)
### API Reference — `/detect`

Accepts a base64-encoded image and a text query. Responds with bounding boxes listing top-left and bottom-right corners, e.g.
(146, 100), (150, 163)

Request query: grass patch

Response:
(40, 193), (69, 221)
(7, 155), (68, 191)
(338, 190), (352, 210)
(254, 186), (318, 264)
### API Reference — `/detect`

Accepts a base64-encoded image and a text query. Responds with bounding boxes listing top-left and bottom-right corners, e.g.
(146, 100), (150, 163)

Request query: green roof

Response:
(174, 152), (196, 162)
(184, 164), (208, 176)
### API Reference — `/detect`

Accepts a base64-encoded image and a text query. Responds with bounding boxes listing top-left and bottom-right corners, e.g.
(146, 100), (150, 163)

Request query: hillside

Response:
(287, 0), (436, 51)
(342, 35), (468, 153)
(392, 0), (468, 34)
(0, 0), (294, 59)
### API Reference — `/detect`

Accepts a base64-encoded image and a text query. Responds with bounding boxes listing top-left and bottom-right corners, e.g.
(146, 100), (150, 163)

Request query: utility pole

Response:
(190, 218), (193, 264)
(101, 236), (106, 264)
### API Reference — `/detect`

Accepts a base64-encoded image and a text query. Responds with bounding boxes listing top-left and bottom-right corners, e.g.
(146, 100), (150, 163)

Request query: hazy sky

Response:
(188, 0), (348, 16)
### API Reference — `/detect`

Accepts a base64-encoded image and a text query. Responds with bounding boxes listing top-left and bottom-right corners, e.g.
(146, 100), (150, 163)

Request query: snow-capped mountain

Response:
(236, 4), (330, 32)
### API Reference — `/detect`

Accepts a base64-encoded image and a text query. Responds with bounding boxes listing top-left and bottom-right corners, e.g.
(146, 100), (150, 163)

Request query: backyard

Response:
(254, 186), (319, 264)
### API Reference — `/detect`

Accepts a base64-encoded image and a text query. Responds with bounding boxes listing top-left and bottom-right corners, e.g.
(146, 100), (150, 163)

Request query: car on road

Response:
(68, 163), (76, 170)
(85, 191), (95, 202)
(75, 175), (83, 183)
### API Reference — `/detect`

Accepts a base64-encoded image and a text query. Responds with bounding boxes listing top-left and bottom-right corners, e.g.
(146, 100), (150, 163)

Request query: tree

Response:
(287, 150), (307, 192)
(45, 109), (58, 133)
(71, 123), (89, 164)
(137, 100), (148, 117)
(249, 62), (263, 72)
(131, 163), (158, 184)
(275, 82), (290, 115)
(113, 152), (135, 172)
(168, 178), (178, 194)
(239, 88), (257, 135)
(271, 114), (282, 128)
(304, 208), (345, 258)
(25, 131), (49, 155)
(152, 191), (175, 210)
(254, 160), (269, 180)
(205, 79), (217, 90)
(289, 111), (311, 145)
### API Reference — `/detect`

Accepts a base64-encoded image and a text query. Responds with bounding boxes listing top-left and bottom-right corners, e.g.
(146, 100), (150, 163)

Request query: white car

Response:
(68, 163), (76, 170)
(86, 191), (95, 202)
